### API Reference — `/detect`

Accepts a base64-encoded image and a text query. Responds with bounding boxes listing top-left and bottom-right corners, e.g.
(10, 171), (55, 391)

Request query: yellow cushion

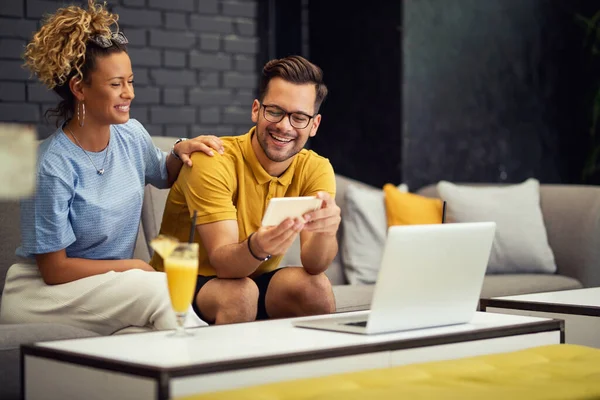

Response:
(383, 183), (443, 226)
(179, 344), (600, 400)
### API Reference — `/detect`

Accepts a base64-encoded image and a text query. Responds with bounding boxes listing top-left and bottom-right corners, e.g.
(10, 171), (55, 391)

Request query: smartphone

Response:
(261, 196), (323, 227)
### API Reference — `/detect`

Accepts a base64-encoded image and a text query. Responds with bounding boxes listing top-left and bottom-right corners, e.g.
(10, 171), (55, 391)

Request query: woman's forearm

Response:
(36, 254), (154, 285)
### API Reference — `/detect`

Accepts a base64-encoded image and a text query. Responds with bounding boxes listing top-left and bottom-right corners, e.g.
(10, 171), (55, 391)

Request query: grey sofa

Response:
(315, 175), (600, 312)
(141, 137), (600, 312)
(1, 136), (599, 399)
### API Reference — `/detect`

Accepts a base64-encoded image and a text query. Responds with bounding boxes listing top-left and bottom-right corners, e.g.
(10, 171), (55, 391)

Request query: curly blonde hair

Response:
(24, 0), (119, 89)
(23, 0), (128, 125)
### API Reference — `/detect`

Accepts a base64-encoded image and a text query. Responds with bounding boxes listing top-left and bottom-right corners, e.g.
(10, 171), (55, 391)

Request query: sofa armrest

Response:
(138, 136), (180, 260)
(133, 223), (150, 262)
(140, 185), (171, 259)
(540, 185), (600, 287)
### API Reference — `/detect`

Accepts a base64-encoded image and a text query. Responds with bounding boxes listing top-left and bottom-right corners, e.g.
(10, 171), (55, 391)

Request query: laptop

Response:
(293, 221), (496, 335)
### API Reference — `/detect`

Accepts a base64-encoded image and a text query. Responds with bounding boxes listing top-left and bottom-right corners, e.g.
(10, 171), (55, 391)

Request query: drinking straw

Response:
(189, 210), (197, 243)
(441, 201), (447, 224)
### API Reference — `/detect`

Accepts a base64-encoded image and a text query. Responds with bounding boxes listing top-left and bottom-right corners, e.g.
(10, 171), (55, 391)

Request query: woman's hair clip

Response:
(88, 31), (128, 48)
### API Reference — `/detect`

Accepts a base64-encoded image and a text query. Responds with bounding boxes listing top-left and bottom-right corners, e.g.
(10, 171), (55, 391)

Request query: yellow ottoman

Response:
(179, 344), (600, 400)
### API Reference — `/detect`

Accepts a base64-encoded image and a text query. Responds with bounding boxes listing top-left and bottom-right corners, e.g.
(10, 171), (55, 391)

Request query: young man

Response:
(151, 56), (340, 325)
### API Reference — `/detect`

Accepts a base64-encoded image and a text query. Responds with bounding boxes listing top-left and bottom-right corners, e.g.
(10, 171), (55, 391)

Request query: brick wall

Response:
(0, 0), (259, 139)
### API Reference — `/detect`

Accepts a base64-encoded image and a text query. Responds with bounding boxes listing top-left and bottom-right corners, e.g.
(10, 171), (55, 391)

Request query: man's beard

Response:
(257, 128), (304, 162)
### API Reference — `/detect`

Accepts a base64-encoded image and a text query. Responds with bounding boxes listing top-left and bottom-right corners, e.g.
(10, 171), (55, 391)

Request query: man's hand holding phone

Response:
(251, 192), (340, 259)
(301, 192), (341, 237)
(250, 217), (305, 259)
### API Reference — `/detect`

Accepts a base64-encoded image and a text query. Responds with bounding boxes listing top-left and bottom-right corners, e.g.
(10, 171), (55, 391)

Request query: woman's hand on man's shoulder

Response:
(175, 135), (225, 167)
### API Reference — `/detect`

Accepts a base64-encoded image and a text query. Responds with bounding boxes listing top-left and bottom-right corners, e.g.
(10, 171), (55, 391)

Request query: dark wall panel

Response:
(308, 1), (403, 188)
(403, 0), (591, 190)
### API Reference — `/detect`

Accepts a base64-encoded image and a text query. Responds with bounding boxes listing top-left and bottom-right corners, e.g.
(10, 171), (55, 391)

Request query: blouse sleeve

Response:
(18, 173), (76, 256)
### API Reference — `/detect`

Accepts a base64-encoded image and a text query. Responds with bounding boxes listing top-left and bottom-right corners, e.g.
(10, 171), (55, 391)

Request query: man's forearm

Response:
(210, 240), (263, 279)
(300, 233), (338, 275)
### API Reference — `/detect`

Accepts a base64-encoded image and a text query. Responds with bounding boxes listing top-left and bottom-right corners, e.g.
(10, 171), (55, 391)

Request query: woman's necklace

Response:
(65, 126), (110, 175)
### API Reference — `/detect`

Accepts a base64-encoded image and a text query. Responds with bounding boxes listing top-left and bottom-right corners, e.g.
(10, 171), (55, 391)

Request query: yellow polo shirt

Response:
(150, 127), (336, 277)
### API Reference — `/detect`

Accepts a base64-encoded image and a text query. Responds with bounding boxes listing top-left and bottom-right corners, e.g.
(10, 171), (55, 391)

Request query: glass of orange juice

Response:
(164, 242), (199, 336)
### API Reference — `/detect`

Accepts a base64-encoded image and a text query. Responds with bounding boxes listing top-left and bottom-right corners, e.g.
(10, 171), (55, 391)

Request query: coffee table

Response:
(21, 311), (562, 400)
(481, 287), (600, 348)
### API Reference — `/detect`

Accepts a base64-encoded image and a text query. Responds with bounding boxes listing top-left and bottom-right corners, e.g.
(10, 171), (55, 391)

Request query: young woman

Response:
(0, 0), (222, 334)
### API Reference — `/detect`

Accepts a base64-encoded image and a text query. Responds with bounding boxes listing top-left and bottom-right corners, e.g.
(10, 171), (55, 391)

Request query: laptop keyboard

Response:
(344, 320), (368, 327)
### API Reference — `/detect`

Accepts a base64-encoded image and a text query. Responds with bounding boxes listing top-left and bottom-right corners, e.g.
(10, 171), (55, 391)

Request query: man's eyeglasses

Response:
(260, 103), (315, 129)
(89, 31), (129, 48)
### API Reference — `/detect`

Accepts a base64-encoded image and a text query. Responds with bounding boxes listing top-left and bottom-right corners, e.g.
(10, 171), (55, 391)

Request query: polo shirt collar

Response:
(242, 127), (298, 186)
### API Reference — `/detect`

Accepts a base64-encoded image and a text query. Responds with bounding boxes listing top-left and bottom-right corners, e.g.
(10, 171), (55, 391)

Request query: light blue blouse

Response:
(17, 119), (167, 260)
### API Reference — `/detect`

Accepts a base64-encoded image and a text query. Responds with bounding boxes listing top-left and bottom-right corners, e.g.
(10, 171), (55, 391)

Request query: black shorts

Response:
(192, 268), (285, 324)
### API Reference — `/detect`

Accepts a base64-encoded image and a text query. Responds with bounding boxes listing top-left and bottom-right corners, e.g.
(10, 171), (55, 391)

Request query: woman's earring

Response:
(78, 102), (85, 127)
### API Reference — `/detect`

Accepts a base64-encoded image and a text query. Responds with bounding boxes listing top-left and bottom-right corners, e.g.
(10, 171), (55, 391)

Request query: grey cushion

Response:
(341, 183), (408, 285)
(330, 274), (582, 316)
(0, 323), (99, 400)
(133, 223), (150, 262)
(332, 285), (375, 313)
(324, 260), (346, 287)
(437, 179), (557, 274)
(141, 184), (171, 258)
(331, 175), (383, 285)
(280, 235), (302, 267)
(341, 184), (386, 285)
(481, 274), (582, 298)
(418, 182), (600, 288)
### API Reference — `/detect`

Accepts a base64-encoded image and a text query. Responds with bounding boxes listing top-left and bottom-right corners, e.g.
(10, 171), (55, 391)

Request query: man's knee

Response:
(292, 273), (336, 314)
(213, 278), (259, 323)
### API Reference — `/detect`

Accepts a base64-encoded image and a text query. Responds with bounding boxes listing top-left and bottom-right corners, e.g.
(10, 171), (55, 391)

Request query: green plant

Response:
(576, 10), (600, 183)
